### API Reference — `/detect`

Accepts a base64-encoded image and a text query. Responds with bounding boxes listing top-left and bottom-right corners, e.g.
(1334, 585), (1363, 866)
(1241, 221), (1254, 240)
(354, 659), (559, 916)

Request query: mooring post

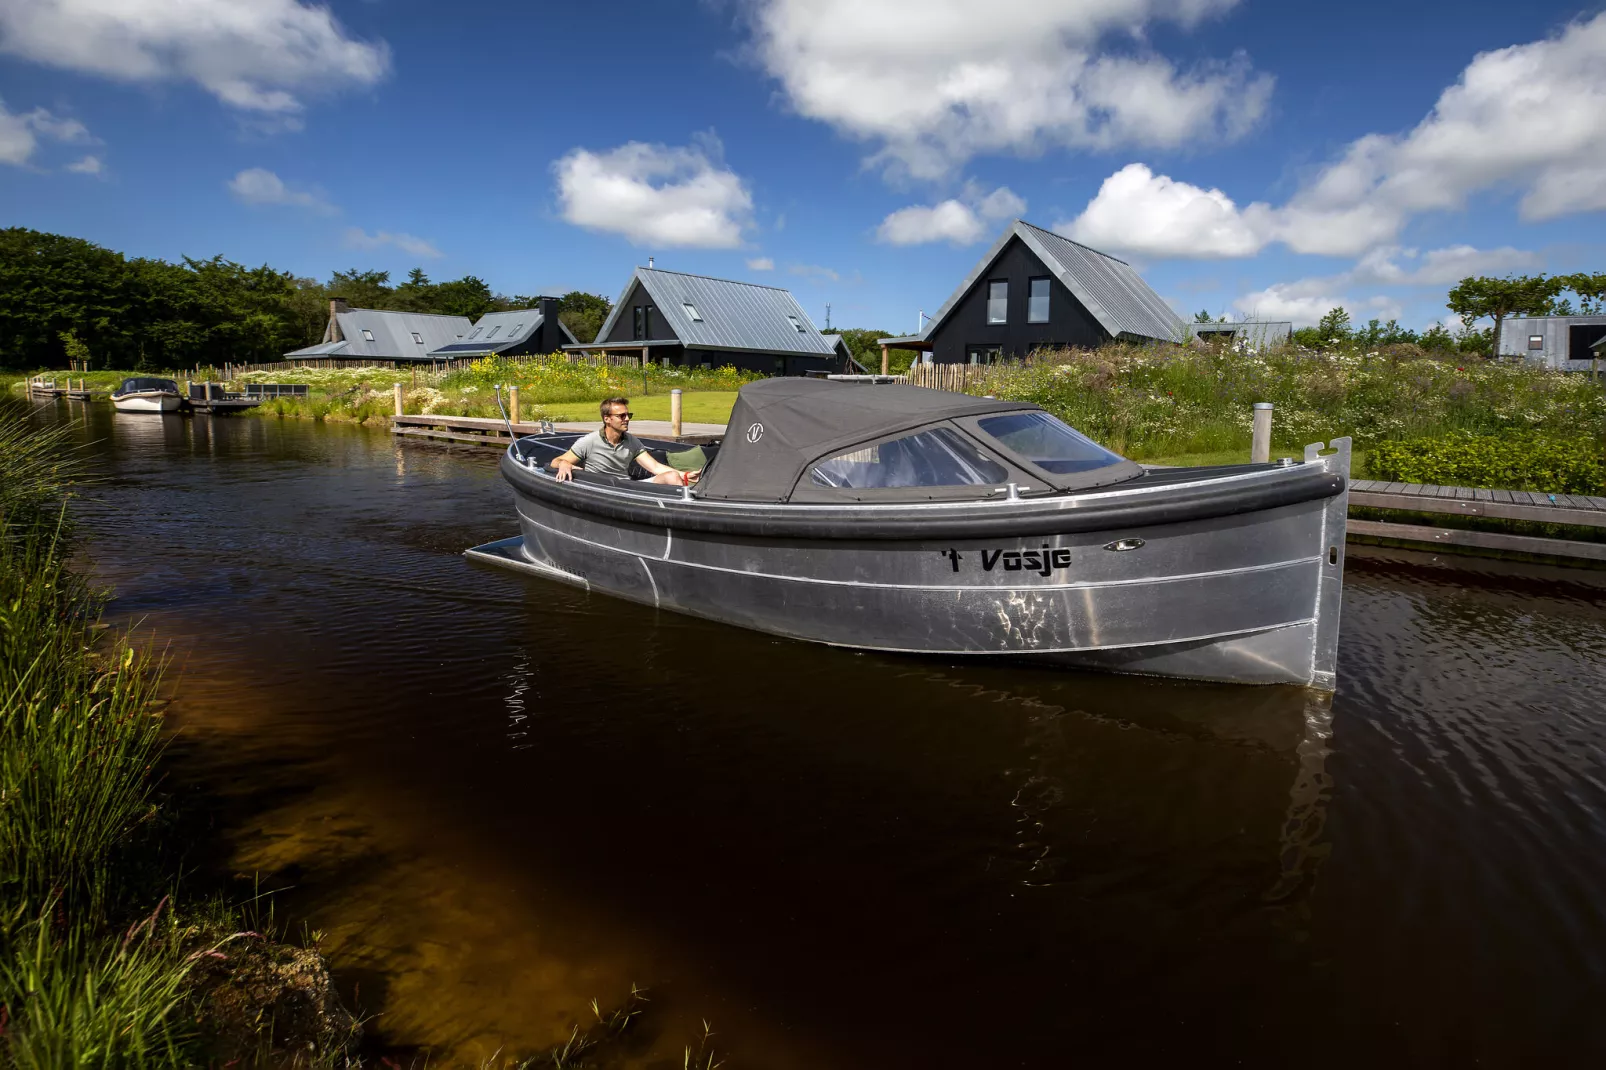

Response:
(393, 383), (404, 416)
(508, 385), (520, 426)
(1251, 402), (1273, 463)
(670, 387), (683, 439)
(881, 344), (889, 376)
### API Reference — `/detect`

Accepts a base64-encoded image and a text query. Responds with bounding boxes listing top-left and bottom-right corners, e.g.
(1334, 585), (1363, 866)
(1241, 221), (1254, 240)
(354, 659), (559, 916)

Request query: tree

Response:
(326, 268), (393, 309)
(1565, 273), (1606, 314)
(1317, 307), (1352, 342)
(428, 275), (497, 320)
(1446, 274), (1564, 358)
(1193, 309), (1214, 323)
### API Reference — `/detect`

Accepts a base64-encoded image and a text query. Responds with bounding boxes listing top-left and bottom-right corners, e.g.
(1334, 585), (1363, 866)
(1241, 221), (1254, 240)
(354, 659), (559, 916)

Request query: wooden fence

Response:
(901, 362), (1001, 393)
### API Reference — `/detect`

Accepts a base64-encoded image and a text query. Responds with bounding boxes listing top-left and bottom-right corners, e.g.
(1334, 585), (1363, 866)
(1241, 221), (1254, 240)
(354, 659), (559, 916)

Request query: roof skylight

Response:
(411, 332), (424, 344)
(361, 329), (375, 341)
(786, 315), (804, 332)
(683, 302), (703, 322)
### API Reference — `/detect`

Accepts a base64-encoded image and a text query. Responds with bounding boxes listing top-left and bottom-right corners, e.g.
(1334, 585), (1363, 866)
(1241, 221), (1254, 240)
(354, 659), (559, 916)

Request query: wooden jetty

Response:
(27, 377), (94, 401)
(392, 413), (724, 446)
(186, 383), (263, 414)
(1348, 479), (1605, 563)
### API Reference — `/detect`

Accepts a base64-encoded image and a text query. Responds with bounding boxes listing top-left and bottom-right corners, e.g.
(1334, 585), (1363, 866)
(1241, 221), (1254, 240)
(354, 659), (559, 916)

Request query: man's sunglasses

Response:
(605, 411), (634, 419)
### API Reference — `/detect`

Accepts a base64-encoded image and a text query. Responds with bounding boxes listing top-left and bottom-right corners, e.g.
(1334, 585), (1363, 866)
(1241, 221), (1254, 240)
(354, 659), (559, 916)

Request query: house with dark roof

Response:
(877, 220), (1187, 370)
(563, 266), (856, 376)
(425, 298), (578, 360)
(286, 300), (472, 362)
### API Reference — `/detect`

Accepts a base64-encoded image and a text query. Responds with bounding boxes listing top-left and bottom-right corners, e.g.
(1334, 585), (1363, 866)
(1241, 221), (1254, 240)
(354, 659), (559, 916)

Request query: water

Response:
(41, 404), (1606, 1066)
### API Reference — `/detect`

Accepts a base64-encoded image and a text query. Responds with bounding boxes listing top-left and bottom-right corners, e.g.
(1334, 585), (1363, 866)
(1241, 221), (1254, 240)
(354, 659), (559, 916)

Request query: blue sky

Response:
(2, 0), (1604, 334)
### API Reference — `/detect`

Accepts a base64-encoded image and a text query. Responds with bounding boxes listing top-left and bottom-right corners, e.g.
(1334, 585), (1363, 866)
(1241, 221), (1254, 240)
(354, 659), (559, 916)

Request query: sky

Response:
(2, 0), (1604, 335)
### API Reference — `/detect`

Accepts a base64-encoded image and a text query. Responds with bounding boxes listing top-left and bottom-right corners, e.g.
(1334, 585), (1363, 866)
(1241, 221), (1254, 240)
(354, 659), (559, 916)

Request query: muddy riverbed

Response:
(46, 404), (1606, 1066)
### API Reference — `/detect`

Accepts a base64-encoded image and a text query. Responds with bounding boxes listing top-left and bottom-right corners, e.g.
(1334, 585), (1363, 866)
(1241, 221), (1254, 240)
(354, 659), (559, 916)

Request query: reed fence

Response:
(901, 361), (1001, 393)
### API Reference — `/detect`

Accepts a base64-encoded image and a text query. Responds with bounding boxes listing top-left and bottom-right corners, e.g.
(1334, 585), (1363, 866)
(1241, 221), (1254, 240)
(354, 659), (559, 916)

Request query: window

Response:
(966, 345), (1003, 365)
(809, 427), (1008, 490)
(683, 302), (702, 322)
(467, 327), (482, 339)
(1027, 277), (1050, 323)
(987, 280), (1008, 324)
(361, 329), (375, 341)
(632, 306), (644, 339)
(485, 325), (502, 339)
(633, 306), (655, 339)
(510, 323), (524, 336)
(1528, 335), (1544, 350)
(411, 332), (424, 344)
(977, 411), (1125, 475)
(787, 314), (805, 332)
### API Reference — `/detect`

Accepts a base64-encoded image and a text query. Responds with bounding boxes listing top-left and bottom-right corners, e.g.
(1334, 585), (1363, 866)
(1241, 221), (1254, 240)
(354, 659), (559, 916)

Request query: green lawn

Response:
(532, 391), (739, 425)
(1135, 446), (1371, 470)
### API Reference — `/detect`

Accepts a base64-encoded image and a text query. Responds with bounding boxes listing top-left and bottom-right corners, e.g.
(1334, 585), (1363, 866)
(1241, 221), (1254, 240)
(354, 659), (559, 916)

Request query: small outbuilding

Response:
(425, 298), (578, 361)
(1499, 315), (1606, 370)
(285, 300), (472, 363)
(562, 267), (853, 376)
(877, 220), (1187, 370)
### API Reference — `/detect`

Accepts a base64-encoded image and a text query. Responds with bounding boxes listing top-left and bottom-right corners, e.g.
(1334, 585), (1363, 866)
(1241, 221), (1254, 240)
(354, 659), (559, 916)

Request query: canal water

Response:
(45, 405), (1606, 1066)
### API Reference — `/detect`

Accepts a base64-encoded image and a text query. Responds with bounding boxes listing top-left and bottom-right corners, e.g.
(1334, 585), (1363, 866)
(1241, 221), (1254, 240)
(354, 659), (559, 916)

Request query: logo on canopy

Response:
(745, 423), (765, 443)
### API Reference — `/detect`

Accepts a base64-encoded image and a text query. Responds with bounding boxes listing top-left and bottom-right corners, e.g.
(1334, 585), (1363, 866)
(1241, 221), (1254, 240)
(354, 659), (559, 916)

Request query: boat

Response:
(110, 376), (183, 413)
(473, 378), (1351, 689)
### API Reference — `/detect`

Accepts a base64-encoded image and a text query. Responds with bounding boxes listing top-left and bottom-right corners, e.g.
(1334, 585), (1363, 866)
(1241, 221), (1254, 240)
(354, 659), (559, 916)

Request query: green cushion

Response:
(666, 446), (707, 472)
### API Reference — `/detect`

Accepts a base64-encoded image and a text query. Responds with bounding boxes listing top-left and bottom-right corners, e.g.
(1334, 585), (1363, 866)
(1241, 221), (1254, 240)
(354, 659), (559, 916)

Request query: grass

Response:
(533, 392), (738, 425)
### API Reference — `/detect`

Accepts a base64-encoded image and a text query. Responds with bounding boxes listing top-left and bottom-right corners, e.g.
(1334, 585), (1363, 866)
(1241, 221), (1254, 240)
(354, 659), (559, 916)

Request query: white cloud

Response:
(65, 153), (102, 175)
(746, 257), (775, 271)
(553, 137), (752, 249)
(227, 168), (335, 213)
(1232, 281), (1401, 328)
(341, 227), (442, 259)
(876, 182), (1025, 245)
(0, 0), (389, 117)
(743, 0), (1270, 179)
(0, 100), (93, 167)
(1063, 14), (1606, 260)
(1060, 163), (1260, 257)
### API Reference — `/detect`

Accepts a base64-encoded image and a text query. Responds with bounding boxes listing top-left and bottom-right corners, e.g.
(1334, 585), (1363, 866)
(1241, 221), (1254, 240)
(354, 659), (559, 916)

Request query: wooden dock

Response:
(27, 377), (93, 401)
(391, 414), (725, 446)
(1348, 479), (1606, 563)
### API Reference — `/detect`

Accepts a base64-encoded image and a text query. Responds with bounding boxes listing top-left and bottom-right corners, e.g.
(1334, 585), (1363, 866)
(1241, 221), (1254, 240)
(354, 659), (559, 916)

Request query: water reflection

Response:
(39, 404), (1606, 1066)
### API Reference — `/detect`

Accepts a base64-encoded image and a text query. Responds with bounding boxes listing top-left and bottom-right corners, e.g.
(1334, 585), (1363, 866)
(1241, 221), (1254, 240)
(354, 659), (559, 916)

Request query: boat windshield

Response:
(976, 411), (1125, 474)
(120, 377), (178, 393)
(809, 426), (1008, 489)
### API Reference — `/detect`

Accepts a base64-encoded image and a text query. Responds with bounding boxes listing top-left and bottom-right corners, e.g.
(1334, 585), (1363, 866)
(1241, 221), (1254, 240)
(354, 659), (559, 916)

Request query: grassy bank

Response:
(0, 404), (364, 1067)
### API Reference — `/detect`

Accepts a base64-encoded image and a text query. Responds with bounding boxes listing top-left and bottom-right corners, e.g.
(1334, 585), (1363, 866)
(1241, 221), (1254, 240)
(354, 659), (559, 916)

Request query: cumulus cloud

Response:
(789, 263), (839, 282)
(742, 0), (1269, 179)
(341, 227), (442, 259)
(1062, 14), (1606, 259)
(554, 137), (753, 249)
(0, 100), (93, 166)
(746, 257), (775, 271)
(65, 153), (102, 175)
(877, 183), (1025, 245)
(227, 168), (335, 213)
(1232, 281), (1401, 327)
(0, 0), (389, 117)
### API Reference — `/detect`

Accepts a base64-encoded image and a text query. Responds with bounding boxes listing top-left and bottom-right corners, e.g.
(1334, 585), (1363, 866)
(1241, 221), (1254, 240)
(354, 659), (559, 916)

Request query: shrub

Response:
(1364, 432), (1604, 494)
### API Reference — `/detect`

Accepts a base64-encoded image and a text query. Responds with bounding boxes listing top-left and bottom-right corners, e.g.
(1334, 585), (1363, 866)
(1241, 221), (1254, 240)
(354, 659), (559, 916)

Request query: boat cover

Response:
(116, 377), (179, 394)
(696, 378), (1039, 502)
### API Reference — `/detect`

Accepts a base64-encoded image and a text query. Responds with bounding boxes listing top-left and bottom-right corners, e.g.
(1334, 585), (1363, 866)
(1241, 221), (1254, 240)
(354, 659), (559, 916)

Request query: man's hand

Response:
(554, 459), (575, 482)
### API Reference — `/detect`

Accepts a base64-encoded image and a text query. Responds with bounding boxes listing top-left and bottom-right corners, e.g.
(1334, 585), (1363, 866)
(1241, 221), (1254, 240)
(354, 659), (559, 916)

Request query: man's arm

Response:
(549, 448), (581, 481)
(633, 450), (679, 478)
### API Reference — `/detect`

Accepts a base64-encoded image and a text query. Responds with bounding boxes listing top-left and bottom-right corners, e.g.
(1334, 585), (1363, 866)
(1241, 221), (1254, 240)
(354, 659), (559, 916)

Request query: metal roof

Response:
(914, 221), (1188, 345)
(425, 308), (578, 358)
(1188, 321), (1292, 346)
(590, 268), (838, 356)
(285, 340), (350, 357)
(287, 309), (472, 361)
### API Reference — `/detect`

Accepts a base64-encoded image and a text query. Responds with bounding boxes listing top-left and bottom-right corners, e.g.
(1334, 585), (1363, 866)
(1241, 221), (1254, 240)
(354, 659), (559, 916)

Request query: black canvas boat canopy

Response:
(694, 378), (1143, 502)
(116, 377), (179, 393)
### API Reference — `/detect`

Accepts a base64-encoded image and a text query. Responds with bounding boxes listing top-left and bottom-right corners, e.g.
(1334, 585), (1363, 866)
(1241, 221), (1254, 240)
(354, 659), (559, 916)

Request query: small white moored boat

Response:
(110, 377), (183, 414)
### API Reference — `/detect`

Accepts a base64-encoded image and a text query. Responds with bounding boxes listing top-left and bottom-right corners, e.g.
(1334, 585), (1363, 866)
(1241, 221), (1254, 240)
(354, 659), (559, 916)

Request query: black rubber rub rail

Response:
(500, 454), (1345, 541)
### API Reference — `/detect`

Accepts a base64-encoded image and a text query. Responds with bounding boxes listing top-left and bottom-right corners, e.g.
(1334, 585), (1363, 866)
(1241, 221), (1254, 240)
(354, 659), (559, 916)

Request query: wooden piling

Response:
(670, 388), (683, 439)
(393, 383), (404, 416)
(881, 344), (889, 376)
(508, 385), (520, 424)
(1251, 402), (1273, 463)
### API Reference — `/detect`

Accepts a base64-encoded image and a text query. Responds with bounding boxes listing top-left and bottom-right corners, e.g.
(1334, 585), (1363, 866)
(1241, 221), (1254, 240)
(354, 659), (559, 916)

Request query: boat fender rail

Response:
(499, 453), (1345, 541)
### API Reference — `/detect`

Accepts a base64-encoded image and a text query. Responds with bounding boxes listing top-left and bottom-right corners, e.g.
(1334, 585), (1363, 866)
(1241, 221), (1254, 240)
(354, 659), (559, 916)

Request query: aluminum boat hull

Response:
(110, 391), (182, 413)
(490, 438), (1351, 689)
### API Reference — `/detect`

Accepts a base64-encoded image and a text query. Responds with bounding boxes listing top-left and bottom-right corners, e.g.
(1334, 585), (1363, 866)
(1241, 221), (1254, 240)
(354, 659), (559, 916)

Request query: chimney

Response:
(324, 296), (351, 343)
(648, 256), (654, 268)
(539, 295), (561, 350)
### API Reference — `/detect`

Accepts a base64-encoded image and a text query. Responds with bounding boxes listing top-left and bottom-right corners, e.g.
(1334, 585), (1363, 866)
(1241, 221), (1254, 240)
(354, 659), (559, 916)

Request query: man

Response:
(550, 397), (695, 485)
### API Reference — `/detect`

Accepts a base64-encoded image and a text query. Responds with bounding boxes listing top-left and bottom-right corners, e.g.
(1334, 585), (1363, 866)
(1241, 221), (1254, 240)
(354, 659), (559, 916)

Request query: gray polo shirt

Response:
(569, 429), (647, 478)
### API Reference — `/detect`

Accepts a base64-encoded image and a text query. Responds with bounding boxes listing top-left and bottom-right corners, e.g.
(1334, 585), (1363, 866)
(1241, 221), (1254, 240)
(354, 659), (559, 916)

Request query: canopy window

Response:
(975, 411), (1126, 475)
(808, 427), (1008, 490)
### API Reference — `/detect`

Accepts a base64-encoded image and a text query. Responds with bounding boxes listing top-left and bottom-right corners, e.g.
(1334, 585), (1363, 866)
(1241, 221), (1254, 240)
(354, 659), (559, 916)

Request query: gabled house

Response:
(426, 298), (578, 360)
(285, 300), (472, 363)
(563, 267), (852, 376)
(877, 220), (1187, 369)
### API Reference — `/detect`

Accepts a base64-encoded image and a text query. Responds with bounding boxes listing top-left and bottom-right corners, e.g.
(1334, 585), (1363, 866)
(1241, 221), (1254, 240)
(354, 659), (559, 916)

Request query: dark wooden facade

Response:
(926, 236), (1107, 364)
